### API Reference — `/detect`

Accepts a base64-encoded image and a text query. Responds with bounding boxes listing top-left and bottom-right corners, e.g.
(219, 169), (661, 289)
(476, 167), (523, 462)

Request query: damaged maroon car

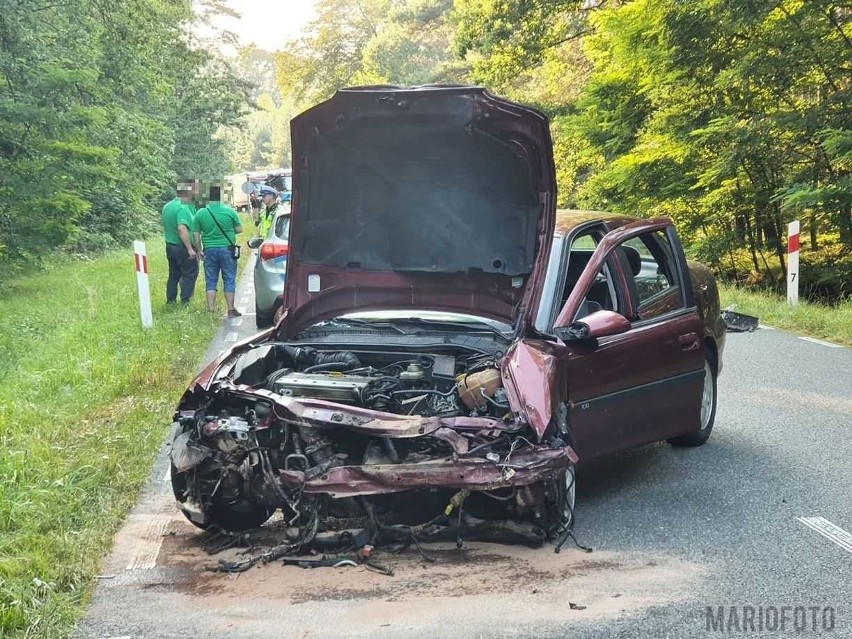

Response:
(170, 86), (725, 552)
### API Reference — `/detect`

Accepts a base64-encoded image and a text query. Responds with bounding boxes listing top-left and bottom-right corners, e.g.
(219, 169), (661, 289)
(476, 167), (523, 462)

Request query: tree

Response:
(456, 0), (852, 295)
(276, 0), (392, 105)
(0, 0), (249, 278)
(357, 0), (462, 85)
(276, 0), (463, 106)
(568, 0), (852, 283)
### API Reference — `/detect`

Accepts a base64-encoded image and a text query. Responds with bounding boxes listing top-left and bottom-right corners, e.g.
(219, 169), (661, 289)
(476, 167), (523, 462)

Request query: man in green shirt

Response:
(191, 184), (243, 316)
(162, 180), (199, 304)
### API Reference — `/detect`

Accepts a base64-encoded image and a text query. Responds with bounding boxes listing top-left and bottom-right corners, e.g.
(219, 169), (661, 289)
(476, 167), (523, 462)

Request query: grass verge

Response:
(720, 284), (852, 346)
(0, 236), (242, 637)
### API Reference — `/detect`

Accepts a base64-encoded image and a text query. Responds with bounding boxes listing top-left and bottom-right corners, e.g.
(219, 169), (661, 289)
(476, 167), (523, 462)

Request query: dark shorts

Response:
(204, 247), (237, 293)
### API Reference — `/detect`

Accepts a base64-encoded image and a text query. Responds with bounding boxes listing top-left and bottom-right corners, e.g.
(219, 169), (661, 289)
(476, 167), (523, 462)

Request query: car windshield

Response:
(324, 310), (513, 334)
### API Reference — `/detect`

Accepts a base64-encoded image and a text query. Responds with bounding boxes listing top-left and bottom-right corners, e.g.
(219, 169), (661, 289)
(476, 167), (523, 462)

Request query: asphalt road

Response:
(78, 260), (851, 638)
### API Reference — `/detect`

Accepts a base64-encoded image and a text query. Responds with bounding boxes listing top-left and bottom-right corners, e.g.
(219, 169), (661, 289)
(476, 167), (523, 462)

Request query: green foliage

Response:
(799, 236), (852, 301)
(357, 0), (459, 85)
(277, 0), (463, 106)
(455, 0), (852, 300)
(219, 92), (297, 172)
(276, 0), (392, 104)
(0, 0), (248, 281)
(453, 0), (588, 88)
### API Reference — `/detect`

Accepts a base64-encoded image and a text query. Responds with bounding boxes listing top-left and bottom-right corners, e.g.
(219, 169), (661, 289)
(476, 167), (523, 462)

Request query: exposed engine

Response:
(255, 345), (510, 418)
(170, 343), (577, 562)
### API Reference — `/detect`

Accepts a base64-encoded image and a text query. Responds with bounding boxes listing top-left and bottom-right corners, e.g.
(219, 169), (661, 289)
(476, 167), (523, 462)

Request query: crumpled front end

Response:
(169, 341), (577, 551)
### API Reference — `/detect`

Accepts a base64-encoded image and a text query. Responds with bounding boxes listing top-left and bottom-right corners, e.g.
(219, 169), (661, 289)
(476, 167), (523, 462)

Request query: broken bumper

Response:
(279, 447), (578, 498)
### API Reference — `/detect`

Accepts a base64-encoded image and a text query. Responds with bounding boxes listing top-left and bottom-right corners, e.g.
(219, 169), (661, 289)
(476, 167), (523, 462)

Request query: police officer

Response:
(257, 185), (281, 239)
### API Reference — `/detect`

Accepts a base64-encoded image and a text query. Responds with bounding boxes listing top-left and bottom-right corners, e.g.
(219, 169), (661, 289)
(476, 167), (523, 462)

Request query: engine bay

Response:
(170, 340), (578, 566)
(228, 343), (513, 419)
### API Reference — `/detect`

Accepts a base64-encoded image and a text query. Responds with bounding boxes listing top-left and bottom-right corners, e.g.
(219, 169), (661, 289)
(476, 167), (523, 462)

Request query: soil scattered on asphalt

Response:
(151, 517), (705, 626)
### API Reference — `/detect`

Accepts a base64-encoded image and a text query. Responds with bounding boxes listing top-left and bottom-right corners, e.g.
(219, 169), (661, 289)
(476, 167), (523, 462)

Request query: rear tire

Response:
(668, 347), (717, 447)
(255, 299), (274, 329)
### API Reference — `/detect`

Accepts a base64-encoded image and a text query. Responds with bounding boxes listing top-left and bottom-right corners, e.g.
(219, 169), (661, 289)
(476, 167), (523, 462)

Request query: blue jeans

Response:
(203, 247), (237, 293)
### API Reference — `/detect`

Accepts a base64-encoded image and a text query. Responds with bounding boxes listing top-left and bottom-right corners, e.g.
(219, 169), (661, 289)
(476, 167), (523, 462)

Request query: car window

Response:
(274, 215), (291, 241)
(534, 236), (565, 333)
(560, 230), (621, 319)
(621, 231), (684, 321)
(575, 263), (619, 320)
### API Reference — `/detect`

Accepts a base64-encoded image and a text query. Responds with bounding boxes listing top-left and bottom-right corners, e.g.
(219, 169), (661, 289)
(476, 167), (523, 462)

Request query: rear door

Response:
(552, 220), (705, 459)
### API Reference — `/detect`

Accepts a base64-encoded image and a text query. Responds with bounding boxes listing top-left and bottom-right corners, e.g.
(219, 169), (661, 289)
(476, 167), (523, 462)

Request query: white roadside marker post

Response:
(134, 240), (154, 328)
(787, 220), (800, 307)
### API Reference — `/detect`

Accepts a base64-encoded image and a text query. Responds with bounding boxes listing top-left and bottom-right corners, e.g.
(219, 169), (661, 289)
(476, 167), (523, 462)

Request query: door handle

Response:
(678, 332), (700, 351)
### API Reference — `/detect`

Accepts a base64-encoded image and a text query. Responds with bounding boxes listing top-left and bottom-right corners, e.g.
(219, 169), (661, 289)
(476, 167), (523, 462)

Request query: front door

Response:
(553, 221), (705, 459)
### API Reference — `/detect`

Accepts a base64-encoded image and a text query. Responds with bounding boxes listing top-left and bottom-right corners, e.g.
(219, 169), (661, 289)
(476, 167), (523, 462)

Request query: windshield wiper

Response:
(391, 317), (511, 340)
(324, 318), (411, 334)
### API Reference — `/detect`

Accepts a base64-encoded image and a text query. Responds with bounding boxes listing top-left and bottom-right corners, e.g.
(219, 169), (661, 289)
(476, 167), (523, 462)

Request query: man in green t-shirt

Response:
(162, 180), (199, 304)
(191, 184), (244, 316)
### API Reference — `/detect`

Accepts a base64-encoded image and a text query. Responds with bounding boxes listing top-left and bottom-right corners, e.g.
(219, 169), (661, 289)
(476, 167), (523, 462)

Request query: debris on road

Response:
(721, 307), (759, 332)
(201, 507), (589, 574)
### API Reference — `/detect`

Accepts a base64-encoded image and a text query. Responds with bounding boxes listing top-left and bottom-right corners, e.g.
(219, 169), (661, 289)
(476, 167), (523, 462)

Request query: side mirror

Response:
(246, 237), (263, 250)
(555, 310), (630, 342)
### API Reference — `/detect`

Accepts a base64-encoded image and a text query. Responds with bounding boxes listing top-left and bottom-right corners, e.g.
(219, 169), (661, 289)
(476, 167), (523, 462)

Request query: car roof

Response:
(554, 209), (638, 238)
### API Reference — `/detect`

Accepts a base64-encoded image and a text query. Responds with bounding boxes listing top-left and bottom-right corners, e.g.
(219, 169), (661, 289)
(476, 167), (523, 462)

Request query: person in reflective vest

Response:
(257, 185), (281, 239)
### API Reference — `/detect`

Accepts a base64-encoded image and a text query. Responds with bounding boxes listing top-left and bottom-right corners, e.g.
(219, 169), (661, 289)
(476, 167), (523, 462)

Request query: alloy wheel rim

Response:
(700, 361), (714, 429)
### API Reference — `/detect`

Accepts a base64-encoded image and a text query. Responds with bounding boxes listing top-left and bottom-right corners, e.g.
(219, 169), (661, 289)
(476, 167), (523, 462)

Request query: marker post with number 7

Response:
(134, 240), (154, 328)
(787, 220), (800, 307)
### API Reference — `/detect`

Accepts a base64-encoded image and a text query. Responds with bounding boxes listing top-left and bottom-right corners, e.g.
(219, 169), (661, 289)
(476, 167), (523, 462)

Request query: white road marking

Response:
(225, 331), (238, 342)
(229, 317), (243, 326)
(236, 306), (246, 314)
(758, 324), (776, 330)
(798, 336), (842, 348)
(126, 516), (170, 570)
(162, 466), (170, 482)
(798, 516), (852, 554)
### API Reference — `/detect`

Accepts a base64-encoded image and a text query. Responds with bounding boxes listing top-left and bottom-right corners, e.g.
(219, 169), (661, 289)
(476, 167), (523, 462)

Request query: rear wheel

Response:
(255, 299), (274, 328)
(668, 348), (717, 447)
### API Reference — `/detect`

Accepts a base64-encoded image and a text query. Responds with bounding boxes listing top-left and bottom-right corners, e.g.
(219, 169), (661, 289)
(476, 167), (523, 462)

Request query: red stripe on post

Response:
(135, 253), (142, 273)
(141, 255), (148, 274)
(788, 234), (800, 253)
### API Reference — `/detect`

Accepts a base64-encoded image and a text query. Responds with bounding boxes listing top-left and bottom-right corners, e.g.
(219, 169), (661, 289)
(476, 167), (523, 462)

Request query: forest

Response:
(2, 0), (850, 300)
(0, 0), (247, 279)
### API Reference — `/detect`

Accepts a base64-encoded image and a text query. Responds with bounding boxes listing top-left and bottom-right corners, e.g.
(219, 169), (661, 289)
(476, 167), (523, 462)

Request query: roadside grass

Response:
(0, 237), (241, 638)
(719, 284), (852, 347)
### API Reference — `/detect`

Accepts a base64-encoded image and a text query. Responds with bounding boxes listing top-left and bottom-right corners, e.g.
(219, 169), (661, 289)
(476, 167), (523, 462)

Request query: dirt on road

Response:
(82, 478), (706, 639)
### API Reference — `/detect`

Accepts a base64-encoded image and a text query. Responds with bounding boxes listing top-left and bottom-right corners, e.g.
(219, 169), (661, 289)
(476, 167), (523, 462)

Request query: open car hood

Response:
(277, 86), (556, 338)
